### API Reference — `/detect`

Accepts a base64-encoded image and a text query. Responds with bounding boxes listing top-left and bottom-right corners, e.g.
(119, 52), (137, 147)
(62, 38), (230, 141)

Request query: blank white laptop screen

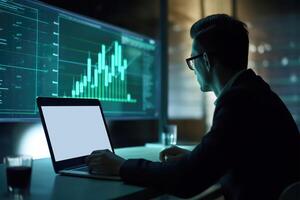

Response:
(41, 106), (112, 161)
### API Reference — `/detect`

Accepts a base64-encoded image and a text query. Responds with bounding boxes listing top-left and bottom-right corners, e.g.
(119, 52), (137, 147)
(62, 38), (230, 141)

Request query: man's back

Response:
(216, 69), (300, 199)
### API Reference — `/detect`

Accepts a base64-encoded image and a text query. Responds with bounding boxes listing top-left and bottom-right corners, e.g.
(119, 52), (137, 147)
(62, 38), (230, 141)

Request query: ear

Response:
(202, 52), (211, 72)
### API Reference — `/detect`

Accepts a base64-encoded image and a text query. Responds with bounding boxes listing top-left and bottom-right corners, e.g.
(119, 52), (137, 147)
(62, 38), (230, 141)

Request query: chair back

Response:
(279, 182), (300, 200)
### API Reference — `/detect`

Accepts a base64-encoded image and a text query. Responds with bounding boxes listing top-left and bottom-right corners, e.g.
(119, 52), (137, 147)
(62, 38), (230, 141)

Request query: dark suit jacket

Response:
(120, 69), (300, 200)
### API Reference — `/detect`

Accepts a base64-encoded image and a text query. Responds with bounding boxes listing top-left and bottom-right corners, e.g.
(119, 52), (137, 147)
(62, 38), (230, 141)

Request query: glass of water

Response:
(161, 124), (177, 146)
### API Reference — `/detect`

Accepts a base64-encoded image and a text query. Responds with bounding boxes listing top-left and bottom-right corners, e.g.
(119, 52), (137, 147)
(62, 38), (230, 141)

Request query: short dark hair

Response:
(190, 14), (249, 71)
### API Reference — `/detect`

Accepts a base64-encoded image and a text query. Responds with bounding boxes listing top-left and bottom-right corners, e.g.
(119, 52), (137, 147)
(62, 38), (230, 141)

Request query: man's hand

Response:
(159, 145), (191, 162)
(85, 149), (126, 176)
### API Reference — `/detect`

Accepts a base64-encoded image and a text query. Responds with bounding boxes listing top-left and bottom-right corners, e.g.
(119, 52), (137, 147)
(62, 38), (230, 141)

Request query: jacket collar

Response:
(214, 69), (247, 105)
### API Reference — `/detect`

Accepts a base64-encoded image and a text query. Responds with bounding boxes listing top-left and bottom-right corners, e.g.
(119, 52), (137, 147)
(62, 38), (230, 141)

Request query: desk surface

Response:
(0, 145), (195, 200)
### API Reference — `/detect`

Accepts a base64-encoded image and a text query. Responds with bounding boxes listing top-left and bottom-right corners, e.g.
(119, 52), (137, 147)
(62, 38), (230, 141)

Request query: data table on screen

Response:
(0, 0), (160, 120)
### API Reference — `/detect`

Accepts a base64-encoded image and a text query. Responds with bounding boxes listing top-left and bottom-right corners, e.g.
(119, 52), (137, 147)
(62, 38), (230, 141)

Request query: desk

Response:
(0, 145), (195, 200)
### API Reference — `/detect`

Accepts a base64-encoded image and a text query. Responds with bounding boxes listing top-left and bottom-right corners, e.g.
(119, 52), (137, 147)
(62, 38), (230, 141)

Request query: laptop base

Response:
(60, 169), (121, 181)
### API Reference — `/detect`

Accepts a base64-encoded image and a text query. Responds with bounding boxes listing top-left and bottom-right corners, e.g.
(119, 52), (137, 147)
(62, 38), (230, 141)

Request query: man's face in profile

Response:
(191, 40), (211, 92)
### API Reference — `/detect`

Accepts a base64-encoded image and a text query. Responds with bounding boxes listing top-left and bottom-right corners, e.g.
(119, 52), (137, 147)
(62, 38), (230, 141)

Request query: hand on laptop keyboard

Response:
(85, 149), (126, 176)
(159, 145), (191, 162)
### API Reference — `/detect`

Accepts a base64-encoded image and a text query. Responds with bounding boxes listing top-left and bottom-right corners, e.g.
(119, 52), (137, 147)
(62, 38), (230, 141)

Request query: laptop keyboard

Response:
(74, 166), (89, 172)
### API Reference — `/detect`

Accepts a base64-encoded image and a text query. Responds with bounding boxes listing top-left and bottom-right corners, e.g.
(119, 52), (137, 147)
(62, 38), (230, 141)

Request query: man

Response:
(86, 14), (300, 199)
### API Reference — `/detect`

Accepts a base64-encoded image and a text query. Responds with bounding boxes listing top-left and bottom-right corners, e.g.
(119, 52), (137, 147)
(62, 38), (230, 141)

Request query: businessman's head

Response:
(188, 14), (249, 92)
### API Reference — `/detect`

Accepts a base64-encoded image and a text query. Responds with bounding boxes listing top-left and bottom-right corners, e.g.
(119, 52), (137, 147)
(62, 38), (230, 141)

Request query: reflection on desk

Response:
(0, 145), (196, 200)
(0, 146), (153, 200)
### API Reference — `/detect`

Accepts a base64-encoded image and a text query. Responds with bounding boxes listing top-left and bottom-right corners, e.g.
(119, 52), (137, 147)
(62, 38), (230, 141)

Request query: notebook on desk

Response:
(36, 97), (121, 181)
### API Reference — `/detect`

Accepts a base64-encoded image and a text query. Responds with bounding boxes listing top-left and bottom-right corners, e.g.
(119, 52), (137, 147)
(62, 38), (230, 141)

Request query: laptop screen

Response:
(41, 106), (112, 161)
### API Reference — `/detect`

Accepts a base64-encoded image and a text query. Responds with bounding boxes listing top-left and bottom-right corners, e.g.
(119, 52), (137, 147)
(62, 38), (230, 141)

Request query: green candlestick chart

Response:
(68, 41), (136, 103)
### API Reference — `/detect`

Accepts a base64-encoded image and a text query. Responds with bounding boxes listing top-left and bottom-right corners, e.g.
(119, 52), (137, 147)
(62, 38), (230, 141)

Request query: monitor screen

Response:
(0, 0), (160, 120)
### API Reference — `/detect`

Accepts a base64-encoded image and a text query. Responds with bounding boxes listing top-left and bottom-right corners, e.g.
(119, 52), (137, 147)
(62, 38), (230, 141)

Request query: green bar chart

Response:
(68, 41), (136, 103)
(58, 16), (157, 118)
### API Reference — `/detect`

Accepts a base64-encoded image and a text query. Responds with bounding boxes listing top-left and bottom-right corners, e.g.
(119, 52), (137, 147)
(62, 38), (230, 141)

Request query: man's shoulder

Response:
(215, 69), (271, 108)
(215, 85), (260, 109)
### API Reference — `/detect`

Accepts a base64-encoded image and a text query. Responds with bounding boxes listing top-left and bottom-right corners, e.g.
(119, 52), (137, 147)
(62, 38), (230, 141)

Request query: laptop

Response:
(36, 97), (121, 180)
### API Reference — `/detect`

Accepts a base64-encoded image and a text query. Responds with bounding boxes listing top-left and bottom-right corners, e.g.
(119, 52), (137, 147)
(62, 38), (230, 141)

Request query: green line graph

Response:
(66, 41), (137, 103)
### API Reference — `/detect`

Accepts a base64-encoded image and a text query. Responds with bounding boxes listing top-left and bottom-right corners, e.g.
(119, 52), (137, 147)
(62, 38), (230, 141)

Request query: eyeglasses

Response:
(185, 54), (203, 70)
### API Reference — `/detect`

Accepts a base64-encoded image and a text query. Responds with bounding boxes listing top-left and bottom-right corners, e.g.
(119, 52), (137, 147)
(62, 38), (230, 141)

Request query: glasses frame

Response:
(185, 53), (203, 70)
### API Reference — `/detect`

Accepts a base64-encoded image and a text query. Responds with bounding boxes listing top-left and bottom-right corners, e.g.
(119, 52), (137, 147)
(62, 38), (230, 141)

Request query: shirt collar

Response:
(214, 69), (246, 105)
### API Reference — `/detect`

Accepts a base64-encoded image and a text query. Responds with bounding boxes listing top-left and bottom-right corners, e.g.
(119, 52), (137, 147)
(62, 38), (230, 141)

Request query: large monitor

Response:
(0, 0), (160, 121)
